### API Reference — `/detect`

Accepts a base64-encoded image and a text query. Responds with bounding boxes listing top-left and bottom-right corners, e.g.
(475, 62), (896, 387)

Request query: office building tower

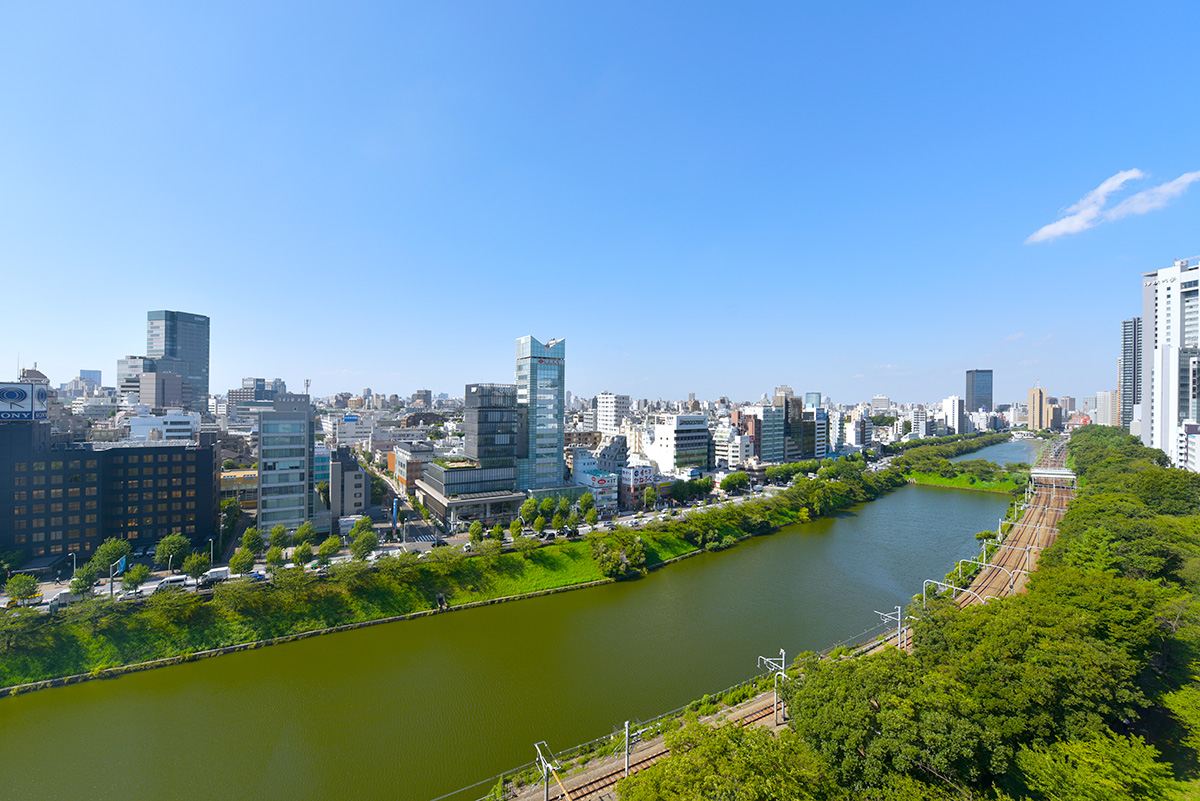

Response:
(1028, 387), (1048, 430)
(79, 369), (102, 385)
(256, 394), (316, 533)
(1142, 257), (1200, 466)
(804, 392), (822, 408)
(772, 386), (794, 408)
(596, 392), (631, 435)
(1120, 317), (1142, 430)
(229, 378), (287, 405)
(965, 369), (993, 413)
(0, 381), (217, 565)
(117, 355), (156, 398)
(515, 336), (566, 491)
(871, 395), (891, 414)
(146, 310), (210, 410)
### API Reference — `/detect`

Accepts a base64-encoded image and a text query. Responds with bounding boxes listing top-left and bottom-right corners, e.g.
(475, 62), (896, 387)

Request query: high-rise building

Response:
(943, 395), (967, 434)
(804, 391), (822, 408)
(515, 336), (566, 491)
(1141, 257), (1200, 466)
(1028, 387), (1048, 430)
(117, 355), (156, 398)
(411, 389), (433, 408)
(79, 369), (102, 385)
(965, 369), (993, 413)
(1120, 317), (1142, 430)
(596, 392), (631, 435)
(1095, 390), (1119, 427)
(871, 395), (891, 414)
(257, 394), (317, 533)
(146, 310), (210, 410)
(464, 383), (519, 468)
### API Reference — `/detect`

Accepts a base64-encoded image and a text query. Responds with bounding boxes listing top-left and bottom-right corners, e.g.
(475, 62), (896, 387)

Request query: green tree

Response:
(424, 545), (465, 578)
(1015, 731), (1173, 801)
(318, 536), (341, 565)
(351, 516), (374, 537)
(5, 573), (39, 605)
(585, 508), (599, 526)
(121, 563), (151, 592)
(265, 545), (286, 574)
(294, 520), (317, 546)
(579, 492), (595, 513)
(155, 533), (192, 572)
(229, 548), (256, 576)
(222, 459), (236, 470)
(567, 509), (580, 529)
(182, 552), (210, 580)
(377, 550), (421, 584)
(533, 515), (547, 534)
(469, 521), (484, 542)
(241, 527), (264, 554)
(720, 472), (750, 493)
(509, 519), (522, 540)
(539, 497), (556, 517)
(490, 523), (505, 540)
(643, 486), (658, 508)
(71, 562), (99, 597)
(551, 512), (566, 531)
(269, 524), (289, 549)
(557, 496), (571, 516)
(515, 535), (539, 559)
(615, 720), (838, 801)
(519, 498), (538, 522)
(293, 542), (313, 566)
(350, 530), (378, 561)
(477, 538), (502, 567)
(90, 537), (133, 572)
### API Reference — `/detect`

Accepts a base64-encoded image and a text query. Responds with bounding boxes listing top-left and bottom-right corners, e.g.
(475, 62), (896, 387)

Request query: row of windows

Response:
(12, 460), (99, 471)
(110, 466), (196, 476)
(109, 452), (197, 464)
(13, 488), (98, 499)
(13, 502), (96, 514)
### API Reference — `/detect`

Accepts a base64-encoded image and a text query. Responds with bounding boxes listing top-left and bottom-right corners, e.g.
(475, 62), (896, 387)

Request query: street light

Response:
(208, 537), (215, 562)
(68, 552), (77, 579)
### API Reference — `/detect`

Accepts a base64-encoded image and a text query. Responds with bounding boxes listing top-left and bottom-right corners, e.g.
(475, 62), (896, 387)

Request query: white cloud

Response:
(1106, 171), (1200, 220)
(1005, 332), (1024, 341)
(1025, 169), (1200, 244)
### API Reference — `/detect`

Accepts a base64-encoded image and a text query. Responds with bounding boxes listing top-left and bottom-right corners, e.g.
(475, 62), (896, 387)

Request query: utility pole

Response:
(875, 605), (902, 650)
(757, 648), (787, 725)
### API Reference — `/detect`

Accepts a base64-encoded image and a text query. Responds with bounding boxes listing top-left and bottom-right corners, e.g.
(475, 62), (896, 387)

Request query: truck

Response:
(198, 566), (231, 589)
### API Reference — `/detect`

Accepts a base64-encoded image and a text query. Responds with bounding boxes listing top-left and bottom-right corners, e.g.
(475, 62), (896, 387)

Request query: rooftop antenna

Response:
(304, 378), (310, 395)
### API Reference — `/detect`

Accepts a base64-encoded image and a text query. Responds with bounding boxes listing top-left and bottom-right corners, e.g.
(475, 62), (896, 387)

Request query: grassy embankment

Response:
(905, 471), (1020, 493)
(0, 434), (1003, 690)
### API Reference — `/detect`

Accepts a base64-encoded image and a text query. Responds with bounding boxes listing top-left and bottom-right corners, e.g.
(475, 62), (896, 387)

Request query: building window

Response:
(14, 463), (26, 472)
(32, 462), (44, 471)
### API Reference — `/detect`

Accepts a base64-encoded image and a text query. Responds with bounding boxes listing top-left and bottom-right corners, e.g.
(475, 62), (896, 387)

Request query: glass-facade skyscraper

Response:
(515, 335), (566, 491)
(1120, 317), (1142, 430)
(257, 394), (317, 532)
(965, 369), (993, 413)
(147, 310), (210, 410)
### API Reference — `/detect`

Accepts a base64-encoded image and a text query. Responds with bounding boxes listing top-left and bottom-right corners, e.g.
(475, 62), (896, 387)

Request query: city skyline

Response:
(3, 4), (1198, 403)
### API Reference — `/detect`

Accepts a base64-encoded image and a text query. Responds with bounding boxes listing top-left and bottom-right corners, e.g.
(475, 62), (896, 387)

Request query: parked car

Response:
(117, 589), (144, 601)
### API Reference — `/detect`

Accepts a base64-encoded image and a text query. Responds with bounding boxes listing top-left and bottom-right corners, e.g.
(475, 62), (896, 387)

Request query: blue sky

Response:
(3, 2), (1198, 406)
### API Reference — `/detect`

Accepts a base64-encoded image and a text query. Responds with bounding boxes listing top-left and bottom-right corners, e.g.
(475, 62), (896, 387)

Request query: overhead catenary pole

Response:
(757, 648), (787, 725)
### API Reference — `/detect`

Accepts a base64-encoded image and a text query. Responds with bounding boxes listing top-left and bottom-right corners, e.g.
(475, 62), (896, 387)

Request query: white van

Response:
(154, 575), (189, 593)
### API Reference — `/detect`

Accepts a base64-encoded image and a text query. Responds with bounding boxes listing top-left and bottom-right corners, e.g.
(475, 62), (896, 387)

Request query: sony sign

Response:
(0, 383), (48, 420)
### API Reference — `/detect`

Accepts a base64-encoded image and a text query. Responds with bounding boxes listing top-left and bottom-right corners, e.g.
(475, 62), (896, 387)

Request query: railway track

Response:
(957, 438), (1073, 608)
(538, 700), (783, 800)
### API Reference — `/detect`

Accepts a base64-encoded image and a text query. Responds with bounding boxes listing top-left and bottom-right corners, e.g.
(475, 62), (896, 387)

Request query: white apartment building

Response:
(644, 414), (712, 474)
(1094, 390), (1119, 427)
(1141, 256), (1200, 467)
(596, 392), (631, 435)
(871, 395), (891, 414)
(711, 423), (753, 467)
(943, 395), (966, 435)
(910, 407), (929, 439)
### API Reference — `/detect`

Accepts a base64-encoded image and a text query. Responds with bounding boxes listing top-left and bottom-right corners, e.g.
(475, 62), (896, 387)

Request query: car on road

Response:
(117, 589), (144, 601)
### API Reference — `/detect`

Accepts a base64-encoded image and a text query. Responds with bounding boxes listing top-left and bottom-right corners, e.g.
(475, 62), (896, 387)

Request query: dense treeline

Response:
(617, 426), (1200, 799)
